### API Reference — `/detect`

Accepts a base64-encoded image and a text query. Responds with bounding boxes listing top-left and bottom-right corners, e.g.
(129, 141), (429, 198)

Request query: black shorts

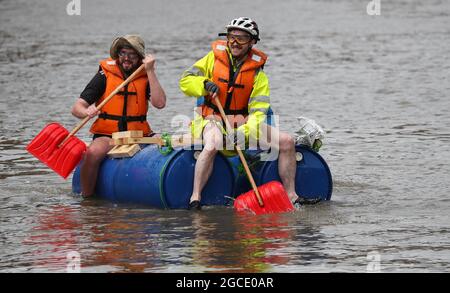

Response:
(92, 134), (112, 140)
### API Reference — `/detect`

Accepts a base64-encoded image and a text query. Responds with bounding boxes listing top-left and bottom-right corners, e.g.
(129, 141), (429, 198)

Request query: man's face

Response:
(227, 29), (255, 60)
(117, 47), (141, 72)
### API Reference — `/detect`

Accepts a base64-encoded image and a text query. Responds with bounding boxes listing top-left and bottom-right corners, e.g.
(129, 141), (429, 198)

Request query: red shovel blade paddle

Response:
(26, 122), (87, 179)
(234, 181), (295, 215)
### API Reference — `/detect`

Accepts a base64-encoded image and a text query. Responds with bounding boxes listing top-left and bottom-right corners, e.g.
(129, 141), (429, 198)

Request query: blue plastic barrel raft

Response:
(72, 145), (236, 209)
(72, 144), (332, 209)
(228, 145), (333, 201)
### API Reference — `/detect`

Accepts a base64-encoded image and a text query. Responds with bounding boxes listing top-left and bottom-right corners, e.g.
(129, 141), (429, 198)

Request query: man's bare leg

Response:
(277, 132), (298, 202)
(259, 124), (299, 203)
(80, 137), (113, 197)
(189, 122), (223, 207)
(259, 124), (322, 205)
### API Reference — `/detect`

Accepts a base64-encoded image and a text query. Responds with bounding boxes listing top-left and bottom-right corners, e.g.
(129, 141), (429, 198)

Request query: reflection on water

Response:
(22, 205), (82, 272)
(1, 0), (450, 272)
(189, 212), (301, 273)
(17, 201), (336, 273)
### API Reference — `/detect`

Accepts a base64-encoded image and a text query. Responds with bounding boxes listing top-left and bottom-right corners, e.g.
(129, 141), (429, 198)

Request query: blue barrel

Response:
(228, 145), (333, 200)
(227, 155), (251, 197)
(72, 145), (236, 208)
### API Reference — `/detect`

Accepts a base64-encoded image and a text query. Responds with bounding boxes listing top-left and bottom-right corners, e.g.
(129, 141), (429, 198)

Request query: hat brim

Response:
(110, 37), (145, 59)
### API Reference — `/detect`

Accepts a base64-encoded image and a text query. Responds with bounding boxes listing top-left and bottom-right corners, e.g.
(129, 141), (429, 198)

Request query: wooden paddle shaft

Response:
(59, 64), (145, 146)
(212, 95), (264, 207)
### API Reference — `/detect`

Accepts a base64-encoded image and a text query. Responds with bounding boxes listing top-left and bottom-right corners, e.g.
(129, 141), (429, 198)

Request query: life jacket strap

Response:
(217, 77), (245, 89)
(117, 91), (137, 96)
(98, 113), (147, 132)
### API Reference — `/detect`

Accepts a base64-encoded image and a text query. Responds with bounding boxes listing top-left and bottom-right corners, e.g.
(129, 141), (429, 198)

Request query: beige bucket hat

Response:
(110, 35), (145, 59)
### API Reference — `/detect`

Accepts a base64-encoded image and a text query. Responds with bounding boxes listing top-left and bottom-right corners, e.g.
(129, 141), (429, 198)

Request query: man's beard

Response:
(120, 62), (138, 74)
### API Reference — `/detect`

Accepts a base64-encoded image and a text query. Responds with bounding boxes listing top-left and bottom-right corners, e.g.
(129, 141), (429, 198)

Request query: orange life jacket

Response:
(202, 40), (267, 126)
(90, 58), (151, 136)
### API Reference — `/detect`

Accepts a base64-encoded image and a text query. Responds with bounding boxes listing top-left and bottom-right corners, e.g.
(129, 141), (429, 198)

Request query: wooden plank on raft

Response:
(109, 138), (124, 146)
(171, 133), (203, 148)
(107, 144), (141, 158)
(111, 130), (144, 139)
(109, 137), (165, 146)
(109, 132), (204, 148)
(122, 137), (165, 146)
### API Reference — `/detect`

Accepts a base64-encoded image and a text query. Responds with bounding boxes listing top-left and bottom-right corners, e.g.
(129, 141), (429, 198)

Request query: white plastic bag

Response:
(293, 116), (325, 151)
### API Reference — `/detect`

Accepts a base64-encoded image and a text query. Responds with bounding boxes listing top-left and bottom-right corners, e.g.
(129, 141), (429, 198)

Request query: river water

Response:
(1, 0), (449, 272)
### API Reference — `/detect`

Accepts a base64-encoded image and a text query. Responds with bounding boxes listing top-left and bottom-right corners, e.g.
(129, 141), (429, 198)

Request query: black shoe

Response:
(293, 196), (322, 207)
(188, 200), (201, 210)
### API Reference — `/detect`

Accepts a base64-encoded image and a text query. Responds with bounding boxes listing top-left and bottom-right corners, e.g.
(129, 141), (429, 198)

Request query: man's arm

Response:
(179, 51), (215, 98)
(71, 69), (106, 119)
(72, 98), (90, 119)
(143, 54), (166, 109)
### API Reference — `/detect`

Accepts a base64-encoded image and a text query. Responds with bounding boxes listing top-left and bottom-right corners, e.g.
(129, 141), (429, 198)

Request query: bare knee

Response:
(279, 133), (295, 152)
(202, 137), (220, 157)
(203, 124), (223, 153)
(84, 145), (108, 164)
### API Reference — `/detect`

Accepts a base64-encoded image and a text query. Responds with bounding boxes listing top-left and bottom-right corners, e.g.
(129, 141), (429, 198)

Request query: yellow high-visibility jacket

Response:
(179, 45), (271, 141)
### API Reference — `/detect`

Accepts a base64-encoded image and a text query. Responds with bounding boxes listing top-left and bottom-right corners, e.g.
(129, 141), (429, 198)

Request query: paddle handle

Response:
(60, 64), (146, 146)
(212, 95), (264, 207)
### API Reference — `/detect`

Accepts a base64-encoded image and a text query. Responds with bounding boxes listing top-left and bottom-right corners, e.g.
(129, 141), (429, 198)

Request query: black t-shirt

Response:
(80, 66), (150, 105)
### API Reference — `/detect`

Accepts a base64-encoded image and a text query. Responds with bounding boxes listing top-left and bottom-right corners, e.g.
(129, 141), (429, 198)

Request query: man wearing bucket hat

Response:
(71, 35), (166, 197)
(180, 17), (321, 210)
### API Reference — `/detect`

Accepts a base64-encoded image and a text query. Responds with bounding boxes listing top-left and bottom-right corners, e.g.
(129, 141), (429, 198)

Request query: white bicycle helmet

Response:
(225, 17), (260, 42)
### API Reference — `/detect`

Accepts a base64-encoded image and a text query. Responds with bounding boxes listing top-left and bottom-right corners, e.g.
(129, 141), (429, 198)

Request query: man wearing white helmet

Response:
(180, 17), (319, 210)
